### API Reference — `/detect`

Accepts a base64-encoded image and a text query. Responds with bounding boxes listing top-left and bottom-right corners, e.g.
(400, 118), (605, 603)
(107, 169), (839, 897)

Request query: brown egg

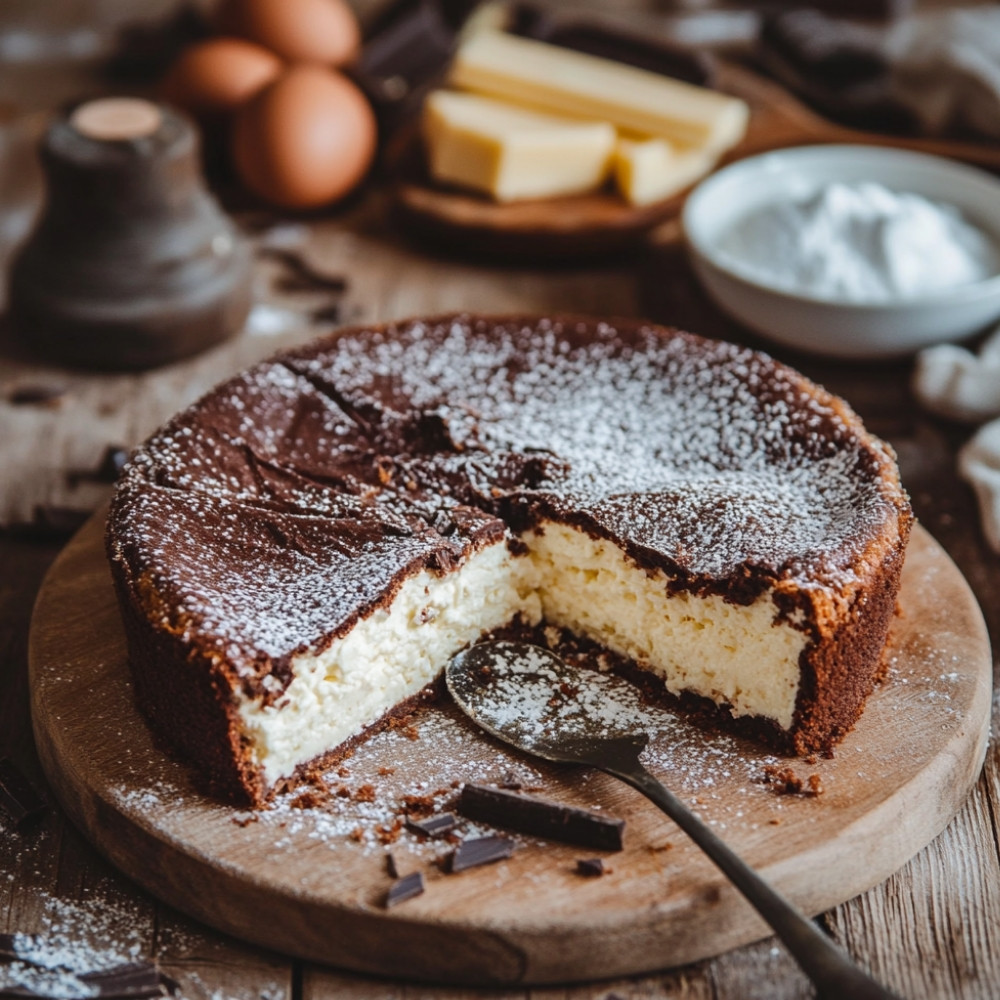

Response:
(231, 65), (376, 209)
(161, 38), (283, 117)
(216, 0), (360, 66)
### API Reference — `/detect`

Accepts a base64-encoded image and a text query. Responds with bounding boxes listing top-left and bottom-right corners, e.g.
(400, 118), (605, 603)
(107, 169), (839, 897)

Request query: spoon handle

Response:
(603, 760), (904, 1000)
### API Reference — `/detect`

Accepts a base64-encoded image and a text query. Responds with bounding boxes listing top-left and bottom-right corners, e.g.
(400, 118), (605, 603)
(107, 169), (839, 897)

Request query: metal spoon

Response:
(446, 640), (903, 1000)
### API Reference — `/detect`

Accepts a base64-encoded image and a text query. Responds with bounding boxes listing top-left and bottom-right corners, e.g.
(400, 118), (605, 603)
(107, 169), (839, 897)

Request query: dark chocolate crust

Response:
(106, 314), (912, 804)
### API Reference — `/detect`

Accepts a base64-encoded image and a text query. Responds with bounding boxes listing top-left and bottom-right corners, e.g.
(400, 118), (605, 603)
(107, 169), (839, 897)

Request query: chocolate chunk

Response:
(257, 248), (348, 294)
(386, 852), (400, 879)
(310, 303), (343, 325)
(405, 812), (457, 837)
(0, 759), (47, 829)
(458, 784), (624, 851)
(352, 0), (460, 127)
(8, 384), (67, 407)
(80, 962), (175, 999)
(576, 857), (605, 877)
(449, 835), (515, 872)
(385, 870), (425, 907)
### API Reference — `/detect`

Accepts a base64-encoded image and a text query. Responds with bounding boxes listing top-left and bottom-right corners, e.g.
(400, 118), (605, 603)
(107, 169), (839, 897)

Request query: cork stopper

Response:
(70, 98), (163, 141)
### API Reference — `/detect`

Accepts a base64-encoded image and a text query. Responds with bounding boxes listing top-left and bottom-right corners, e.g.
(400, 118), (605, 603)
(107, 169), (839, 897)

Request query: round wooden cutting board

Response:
(29, 516), (991, 986)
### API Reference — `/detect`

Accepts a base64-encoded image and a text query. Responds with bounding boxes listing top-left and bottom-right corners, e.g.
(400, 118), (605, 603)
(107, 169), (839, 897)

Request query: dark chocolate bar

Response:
(0, 759), (47, 829)
(385, 871), (425, 907)
(511, 6), (713, 88)
(576, 857), (605, 877)
(354, 0), (717, 136)
(449, 835), (515, 872)
(458, 784), (624, 851)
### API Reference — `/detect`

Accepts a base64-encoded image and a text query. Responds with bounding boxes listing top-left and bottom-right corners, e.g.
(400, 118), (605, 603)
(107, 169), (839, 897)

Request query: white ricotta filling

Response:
(528, 523), (806, 731)
(238, 521), (809, 785)
(240, 542), (541, 785)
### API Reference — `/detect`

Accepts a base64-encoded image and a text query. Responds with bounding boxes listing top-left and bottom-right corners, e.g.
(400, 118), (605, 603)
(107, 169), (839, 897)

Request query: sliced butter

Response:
(450, 30), (749, 151)
(422, 90), (615, 202)
(614, 138), (717, 206)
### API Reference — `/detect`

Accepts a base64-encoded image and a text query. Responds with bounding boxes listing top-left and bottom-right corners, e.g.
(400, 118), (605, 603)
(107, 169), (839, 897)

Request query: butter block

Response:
(614, 138), (717, 206)
(422, 90), (616, 202)
(450, 30), (749, 151)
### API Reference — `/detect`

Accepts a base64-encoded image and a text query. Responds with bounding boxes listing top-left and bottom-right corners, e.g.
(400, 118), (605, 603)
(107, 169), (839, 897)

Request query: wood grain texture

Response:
(27, 514), (991, 985)
(4, 3), (1000, 994)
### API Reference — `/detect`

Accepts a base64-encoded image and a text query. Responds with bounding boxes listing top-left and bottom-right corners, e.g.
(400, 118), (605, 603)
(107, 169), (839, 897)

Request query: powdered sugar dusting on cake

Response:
(109, 315), (907, 668)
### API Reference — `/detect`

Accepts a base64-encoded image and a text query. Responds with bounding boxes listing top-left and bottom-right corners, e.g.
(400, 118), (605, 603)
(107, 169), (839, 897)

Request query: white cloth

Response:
(887, 8), (1000, 141)
(959, 418), (1000, 554)
(913, 324), (1000, 423)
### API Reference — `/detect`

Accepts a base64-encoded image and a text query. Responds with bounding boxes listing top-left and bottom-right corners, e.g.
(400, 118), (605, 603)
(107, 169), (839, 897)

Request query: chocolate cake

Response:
(106, 315), (912, 806)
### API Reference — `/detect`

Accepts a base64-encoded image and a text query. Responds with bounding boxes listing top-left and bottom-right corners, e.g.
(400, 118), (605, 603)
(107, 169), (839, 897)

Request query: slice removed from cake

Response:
(107, 315), (911, 805)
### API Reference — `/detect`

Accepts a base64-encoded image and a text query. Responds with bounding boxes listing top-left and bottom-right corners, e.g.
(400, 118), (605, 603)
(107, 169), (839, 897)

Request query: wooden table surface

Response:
(2, 5), (1000, 998)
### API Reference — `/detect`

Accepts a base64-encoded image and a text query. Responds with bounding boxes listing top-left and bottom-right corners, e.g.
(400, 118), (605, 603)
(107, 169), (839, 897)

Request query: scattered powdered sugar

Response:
(0, 892), (151, 999)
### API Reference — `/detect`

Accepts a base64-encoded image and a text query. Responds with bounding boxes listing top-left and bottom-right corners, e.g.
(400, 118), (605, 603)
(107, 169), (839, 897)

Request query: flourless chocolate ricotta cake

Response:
(106, 315), (912, 806)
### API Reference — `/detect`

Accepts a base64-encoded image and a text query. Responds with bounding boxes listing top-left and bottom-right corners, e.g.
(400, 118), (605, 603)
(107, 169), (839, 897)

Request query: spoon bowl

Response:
(447, 640), (904, 1000)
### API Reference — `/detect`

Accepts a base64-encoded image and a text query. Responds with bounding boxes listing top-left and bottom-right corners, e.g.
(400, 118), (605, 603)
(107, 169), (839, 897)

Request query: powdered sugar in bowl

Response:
(683, 145), (1000, 359)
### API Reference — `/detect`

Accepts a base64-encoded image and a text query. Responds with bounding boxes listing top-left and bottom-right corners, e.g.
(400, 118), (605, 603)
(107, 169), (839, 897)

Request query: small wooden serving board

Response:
(29, 517), (991, 986)
(392, 60), (1000, 262)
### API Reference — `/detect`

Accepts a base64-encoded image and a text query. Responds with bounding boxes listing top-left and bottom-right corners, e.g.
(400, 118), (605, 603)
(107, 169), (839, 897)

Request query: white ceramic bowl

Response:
(682, 145), (1000, 359)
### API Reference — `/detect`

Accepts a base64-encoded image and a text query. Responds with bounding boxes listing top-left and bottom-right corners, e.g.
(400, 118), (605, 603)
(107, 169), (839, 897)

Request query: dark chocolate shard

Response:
(386, 852), (400, 879)
(257, 248), (348, 294)
(0, 961), (173, 999)
(513, 7), (713, 87)
(80, 962), (173, 999)
(405, 812), (457, 838)
(0, 932), (23, 960)
(385, 870), (425, 908)
(353, 0), (460, 128)
(8, 384), (67, 407)
(576, 857), (605, 877)
(458, 784), (624, 851)
(0, 759), (47, 829)
(310, 303), (343, 325)
(449, 835), (515, 872)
